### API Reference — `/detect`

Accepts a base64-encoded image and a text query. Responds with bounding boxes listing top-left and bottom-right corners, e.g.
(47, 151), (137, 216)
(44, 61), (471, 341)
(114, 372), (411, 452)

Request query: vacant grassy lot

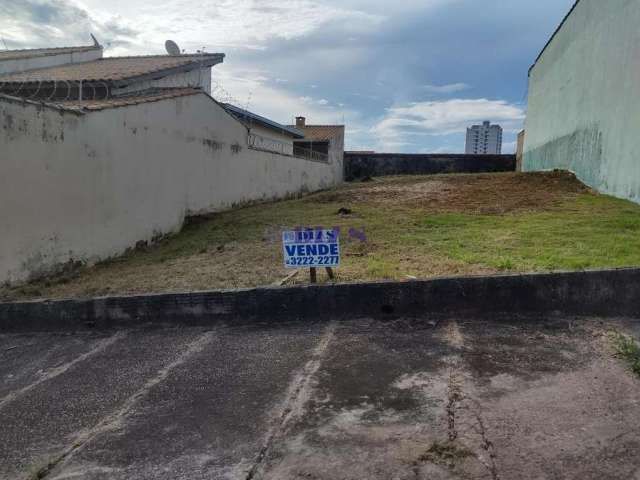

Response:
(4, 171), (640, 301)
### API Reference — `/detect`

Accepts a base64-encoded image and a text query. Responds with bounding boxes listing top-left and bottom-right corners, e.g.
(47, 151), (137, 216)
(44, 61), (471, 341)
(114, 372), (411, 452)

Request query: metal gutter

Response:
(222, 103), (305, 139)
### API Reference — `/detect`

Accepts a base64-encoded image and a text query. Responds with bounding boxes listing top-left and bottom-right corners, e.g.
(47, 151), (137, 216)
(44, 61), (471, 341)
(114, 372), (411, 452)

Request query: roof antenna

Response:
(90, 33), (101, 47)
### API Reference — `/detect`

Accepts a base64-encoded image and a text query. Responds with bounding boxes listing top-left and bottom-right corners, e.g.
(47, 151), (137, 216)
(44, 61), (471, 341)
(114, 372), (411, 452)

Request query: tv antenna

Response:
(165, 40), (181, 56)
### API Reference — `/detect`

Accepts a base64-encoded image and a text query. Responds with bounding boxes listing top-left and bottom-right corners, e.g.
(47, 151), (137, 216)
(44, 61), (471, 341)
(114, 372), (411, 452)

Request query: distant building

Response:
(465, 121), (503, 155)
(289, 116), (345, 166)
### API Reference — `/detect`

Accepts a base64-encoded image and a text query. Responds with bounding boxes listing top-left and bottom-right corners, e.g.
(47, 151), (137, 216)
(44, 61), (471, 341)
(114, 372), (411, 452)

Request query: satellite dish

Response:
(165, 40), (181, 56)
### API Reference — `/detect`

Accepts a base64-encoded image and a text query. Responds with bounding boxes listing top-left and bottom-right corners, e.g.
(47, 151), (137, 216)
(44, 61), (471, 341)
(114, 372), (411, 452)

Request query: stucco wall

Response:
(248, 124), (295, 155)
(0, 49), (103, 75)
(0, 93), (342, 285)
(523, 0), (640, 202)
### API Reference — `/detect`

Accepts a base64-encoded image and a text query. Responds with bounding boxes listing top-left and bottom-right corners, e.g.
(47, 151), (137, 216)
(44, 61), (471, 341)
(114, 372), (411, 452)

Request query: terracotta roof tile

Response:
(51, 88), (204, 111)
(292, 125), (345, 142)
(0, 45), (101, 61)
(0, 54), (224, 84)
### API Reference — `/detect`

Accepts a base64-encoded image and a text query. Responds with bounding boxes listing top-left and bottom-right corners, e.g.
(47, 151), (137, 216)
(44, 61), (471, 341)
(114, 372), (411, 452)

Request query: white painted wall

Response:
(248, 124), (295, 155)
(0, 49), (103, 75)
(524, 0), (640, 202)
(0, 93), (343, 285)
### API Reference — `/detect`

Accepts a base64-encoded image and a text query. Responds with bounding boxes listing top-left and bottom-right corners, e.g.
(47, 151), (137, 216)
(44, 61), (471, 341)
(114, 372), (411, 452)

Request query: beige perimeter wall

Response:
(0, 93), (343, 285)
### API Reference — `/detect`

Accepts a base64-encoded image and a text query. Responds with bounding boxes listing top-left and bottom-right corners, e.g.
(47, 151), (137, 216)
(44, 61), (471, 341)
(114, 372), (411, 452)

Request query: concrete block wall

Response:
(344, 153), (516, 180)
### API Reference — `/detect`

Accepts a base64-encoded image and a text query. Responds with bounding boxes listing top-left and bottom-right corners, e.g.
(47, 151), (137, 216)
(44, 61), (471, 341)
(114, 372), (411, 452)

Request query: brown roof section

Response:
(0, 54), (224, 84)
(0, 45), (101, 61)
(52, 88), (204, 112)
(292, 125), (345, 142)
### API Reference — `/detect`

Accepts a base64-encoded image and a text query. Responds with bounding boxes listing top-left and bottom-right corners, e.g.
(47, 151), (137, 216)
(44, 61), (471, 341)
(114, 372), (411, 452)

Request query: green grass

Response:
(610, 332), (640, 377)
(407, 195), (640, 272)
(5, 173), (640, 301)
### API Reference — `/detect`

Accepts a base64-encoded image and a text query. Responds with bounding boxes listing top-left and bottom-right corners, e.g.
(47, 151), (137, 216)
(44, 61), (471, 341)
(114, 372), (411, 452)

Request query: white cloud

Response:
(423, 83), (470, 94)
(0, 0), (139, 50)
(212, 67), (355, 127)
(1, 0), (543, 154)
(373, 98), (526, 142)
(71, 0), (384, 54)
(0, 0), (385, 54)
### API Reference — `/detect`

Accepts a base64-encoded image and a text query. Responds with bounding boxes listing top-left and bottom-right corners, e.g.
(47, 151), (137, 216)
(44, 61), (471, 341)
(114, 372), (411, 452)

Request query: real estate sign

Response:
(282, 228), (340, 269)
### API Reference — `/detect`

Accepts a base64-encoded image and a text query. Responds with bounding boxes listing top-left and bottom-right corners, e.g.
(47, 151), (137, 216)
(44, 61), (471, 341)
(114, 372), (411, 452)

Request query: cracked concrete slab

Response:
(252, 317), (640, 480)
(0, 328), (209, 479)
(0, 332), (112, 401)
(51, 324), (327, 480)
(1, 317), (640, 480)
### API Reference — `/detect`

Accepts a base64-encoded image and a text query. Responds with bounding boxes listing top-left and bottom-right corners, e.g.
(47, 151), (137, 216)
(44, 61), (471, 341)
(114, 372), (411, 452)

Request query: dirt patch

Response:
(312, 171), (591, 214)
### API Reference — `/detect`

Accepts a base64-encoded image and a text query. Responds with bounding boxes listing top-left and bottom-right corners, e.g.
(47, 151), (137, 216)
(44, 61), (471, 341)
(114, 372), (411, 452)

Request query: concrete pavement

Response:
(1, 316), (640, 479)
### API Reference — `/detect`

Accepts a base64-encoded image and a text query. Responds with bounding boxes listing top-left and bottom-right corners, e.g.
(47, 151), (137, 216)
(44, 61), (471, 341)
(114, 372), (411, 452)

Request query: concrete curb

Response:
(1, 268), (640, 331)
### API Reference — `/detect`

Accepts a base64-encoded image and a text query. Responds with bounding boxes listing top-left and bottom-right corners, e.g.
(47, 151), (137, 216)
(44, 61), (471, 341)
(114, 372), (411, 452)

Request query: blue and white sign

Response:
(282, 228), (340, 268)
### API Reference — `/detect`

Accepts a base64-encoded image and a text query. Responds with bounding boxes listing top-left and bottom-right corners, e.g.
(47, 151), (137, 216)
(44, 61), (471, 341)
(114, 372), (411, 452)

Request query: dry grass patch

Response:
(2, 171), (639, 301)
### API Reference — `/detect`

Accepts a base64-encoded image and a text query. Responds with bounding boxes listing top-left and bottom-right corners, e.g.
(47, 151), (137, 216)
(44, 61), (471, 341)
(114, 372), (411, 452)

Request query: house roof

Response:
(529, 0), (582, 75)
(291, 125), (345, 142)
(0, 88), (204, 114)
(0, 53), (224, 85)
(0, 45), (102, 61)
(223, 103), (304, 139)
(54, 88), (204, 111)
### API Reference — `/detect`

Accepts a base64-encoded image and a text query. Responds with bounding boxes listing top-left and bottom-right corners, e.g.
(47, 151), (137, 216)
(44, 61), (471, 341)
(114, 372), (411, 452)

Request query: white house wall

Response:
(0, 49), (103, 75)
(0, 94), (342, 285)
(248, 124), (295, 155)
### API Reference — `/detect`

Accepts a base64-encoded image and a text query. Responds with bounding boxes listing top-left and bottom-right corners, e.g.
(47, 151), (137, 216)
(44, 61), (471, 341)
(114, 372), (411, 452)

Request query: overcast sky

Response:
(0, 0), (575, 152)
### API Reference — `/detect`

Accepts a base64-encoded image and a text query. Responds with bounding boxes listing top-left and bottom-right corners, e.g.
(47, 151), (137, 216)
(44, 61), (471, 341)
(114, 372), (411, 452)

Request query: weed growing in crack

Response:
(610, 332), (640, 377)
(416, 441), (474, 469)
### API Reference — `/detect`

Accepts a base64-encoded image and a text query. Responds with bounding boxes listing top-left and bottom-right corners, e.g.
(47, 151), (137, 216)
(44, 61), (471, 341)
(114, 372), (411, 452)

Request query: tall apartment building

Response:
(465, 121), (503, 154)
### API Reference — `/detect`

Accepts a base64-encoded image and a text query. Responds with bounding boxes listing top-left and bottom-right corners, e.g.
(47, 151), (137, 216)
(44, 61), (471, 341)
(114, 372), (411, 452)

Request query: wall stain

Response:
(524, 124), (603, 189)
(230, 142), (242, 154)
(203, 138), (222, 151)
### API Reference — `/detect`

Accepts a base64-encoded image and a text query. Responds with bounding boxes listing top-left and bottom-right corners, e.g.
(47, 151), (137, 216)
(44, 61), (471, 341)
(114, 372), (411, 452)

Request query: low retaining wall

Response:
(2, 268), (640, 331)
(344, 153), (516, 180)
